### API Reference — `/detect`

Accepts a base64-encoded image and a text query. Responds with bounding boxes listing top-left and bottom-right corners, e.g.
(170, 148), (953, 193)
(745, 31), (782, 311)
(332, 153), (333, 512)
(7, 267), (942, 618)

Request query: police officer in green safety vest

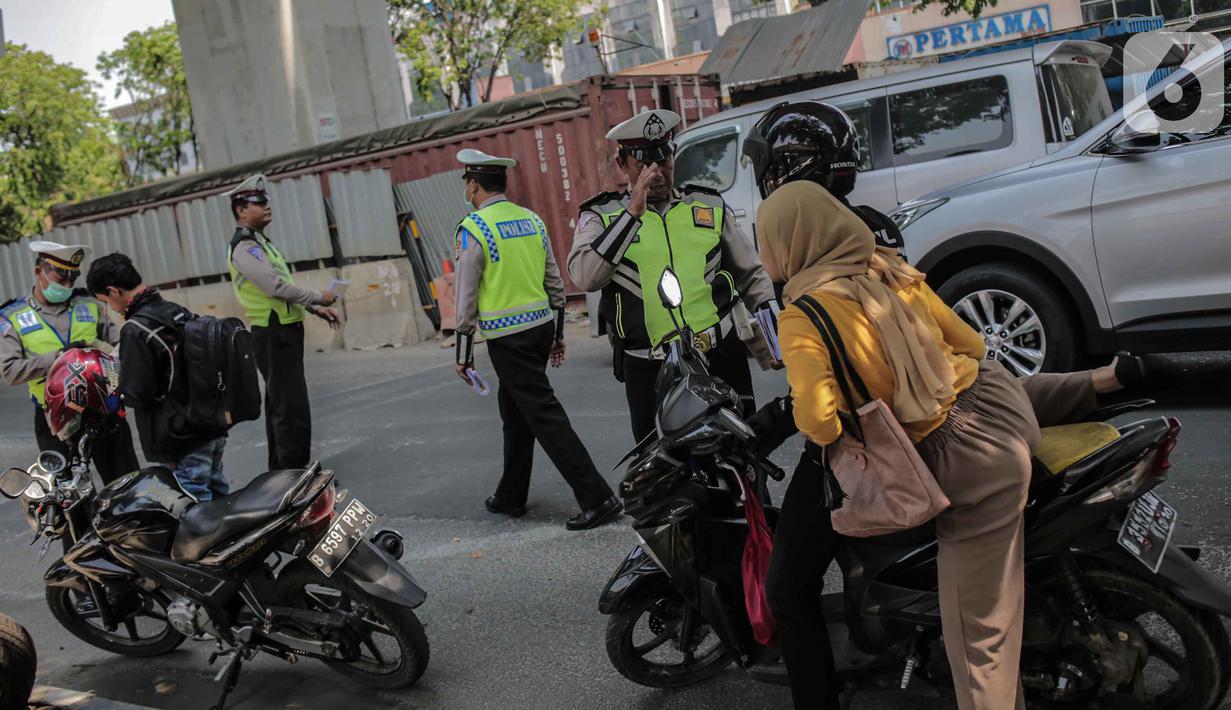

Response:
(0, 240), (138, 483)
(569, 109), (780, 443)
(452, 149), (620, 531)
(226, 174), (341, 470)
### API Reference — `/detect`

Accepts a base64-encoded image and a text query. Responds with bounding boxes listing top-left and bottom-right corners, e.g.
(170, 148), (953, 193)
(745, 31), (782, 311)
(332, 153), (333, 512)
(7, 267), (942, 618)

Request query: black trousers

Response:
(251, 317), (312, 470)
(765, 446), (844, 710)
(622, 333), (755, 443)
(34, 407), (139, 486)
(486, 323), (612, 511)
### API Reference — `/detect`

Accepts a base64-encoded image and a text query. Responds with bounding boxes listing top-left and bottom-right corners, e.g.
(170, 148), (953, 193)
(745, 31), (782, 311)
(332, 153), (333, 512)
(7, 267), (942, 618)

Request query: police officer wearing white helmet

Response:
(453, 149), (620, 530)
(0, 241), (139, 481)
(226, 174), (340, 470)
(569, 109), (779, 443)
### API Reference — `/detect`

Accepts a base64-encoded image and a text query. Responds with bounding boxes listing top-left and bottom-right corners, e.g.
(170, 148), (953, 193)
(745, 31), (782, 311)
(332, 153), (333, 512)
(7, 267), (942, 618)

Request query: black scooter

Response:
(599, 268), (1231, 709)
(0, 429), (430, 710)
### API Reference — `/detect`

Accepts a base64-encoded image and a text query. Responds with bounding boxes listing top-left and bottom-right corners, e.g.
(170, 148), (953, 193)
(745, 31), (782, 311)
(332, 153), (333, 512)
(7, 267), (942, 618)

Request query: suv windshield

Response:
(1040, 63), (1113, 142)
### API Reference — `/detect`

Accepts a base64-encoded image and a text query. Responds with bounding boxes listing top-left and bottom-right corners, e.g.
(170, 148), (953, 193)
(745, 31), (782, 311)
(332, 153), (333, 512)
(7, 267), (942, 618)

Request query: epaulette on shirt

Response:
(229, 227), (258, 252)
(680, 183), (722, 197)
(0, 297), (25, 316)
(579, 190), (626, 213)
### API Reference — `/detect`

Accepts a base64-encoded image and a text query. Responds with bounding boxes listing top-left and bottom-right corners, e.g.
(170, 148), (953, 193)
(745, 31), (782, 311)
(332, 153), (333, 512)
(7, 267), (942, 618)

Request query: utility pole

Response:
(1, 9), (6, 57)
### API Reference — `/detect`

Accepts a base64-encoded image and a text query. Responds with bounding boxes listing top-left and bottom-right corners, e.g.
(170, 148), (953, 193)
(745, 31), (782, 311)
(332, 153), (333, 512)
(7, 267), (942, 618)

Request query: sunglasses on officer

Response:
(37, 261), (80, 286)
(619, 142), (676, 166)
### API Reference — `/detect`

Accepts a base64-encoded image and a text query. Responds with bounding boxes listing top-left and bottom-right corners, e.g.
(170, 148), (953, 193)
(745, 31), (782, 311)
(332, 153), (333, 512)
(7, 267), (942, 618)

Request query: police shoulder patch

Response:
(247, 245), (265, 261)
(693, 205), (715, 228)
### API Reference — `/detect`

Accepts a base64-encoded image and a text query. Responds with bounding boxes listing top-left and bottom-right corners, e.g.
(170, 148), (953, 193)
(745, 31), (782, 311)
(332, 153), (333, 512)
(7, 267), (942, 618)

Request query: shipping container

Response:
(47, 74), (723, 298)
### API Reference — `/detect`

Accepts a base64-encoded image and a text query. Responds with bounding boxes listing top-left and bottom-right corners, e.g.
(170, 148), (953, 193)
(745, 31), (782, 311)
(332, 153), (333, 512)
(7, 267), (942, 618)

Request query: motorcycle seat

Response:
(1036, 423), (1121, 474)
(170, 469), (307, 563)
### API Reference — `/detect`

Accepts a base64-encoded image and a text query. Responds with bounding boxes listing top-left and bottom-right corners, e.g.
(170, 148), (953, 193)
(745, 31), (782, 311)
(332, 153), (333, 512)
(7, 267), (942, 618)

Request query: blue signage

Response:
(887, 5), (1052, 59)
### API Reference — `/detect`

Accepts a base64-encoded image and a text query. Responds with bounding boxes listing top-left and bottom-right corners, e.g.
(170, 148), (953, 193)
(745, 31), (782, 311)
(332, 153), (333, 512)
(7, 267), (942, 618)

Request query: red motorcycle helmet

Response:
(43, 348), (123, 441)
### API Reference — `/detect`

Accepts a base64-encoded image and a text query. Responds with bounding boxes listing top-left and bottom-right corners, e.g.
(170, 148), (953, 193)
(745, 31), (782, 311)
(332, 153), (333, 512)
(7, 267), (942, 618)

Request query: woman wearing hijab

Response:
(757, 181), (1141, 710)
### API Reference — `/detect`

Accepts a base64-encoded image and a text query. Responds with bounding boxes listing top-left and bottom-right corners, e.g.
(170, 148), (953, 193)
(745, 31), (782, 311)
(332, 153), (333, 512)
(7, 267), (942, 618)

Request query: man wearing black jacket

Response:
(87, 253), (230, 501)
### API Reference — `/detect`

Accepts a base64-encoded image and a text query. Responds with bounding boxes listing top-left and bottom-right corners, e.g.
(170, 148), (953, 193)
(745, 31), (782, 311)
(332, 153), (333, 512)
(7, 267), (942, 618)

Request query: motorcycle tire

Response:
(606, 594), (736, 688)
(45, 585), (184, 658)
(1036, 567), (1224, 710)
(0, 614), (36, 710)
(275, 560), (429, 690)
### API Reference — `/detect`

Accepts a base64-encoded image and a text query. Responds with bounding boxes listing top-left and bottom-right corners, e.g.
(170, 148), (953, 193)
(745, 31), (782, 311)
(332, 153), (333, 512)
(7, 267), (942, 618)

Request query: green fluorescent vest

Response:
(459, 201), (552, 338)
(595, 198), (729, 347)
(228, 232), (306, 328)
(3, 298), (101, 405)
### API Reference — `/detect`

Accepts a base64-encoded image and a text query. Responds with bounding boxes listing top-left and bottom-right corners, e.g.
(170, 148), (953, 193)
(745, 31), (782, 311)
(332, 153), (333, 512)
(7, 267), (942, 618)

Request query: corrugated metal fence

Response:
(2, 172), (368, 297)
(392, 170), (471, 281)
(327, 170), (401, 259)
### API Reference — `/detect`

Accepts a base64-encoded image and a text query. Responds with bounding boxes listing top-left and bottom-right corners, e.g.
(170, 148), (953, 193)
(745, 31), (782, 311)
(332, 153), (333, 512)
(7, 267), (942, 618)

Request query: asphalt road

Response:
(1, 326), (1229, 710)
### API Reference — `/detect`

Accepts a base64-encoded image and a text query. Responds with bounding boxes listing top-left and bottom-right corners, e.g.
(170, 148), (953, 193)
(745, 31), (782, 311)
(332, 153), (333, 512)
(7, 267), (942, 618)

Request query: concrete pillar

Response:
(173, 0), (405, 170)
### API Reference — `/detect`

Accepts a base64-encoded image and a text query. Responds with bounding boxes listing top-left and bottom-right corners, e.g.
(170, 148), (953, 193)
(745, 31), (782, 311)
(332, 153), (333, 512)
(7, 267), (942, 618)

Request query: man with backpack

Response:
(88, 253), (247, 500)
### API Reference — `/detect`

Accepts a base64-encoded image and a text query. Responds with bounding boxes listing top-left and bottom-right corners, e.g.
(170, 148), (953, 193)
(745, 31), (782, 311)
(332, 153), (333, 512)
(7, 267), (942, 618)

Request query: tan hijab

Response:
(758, 181), (957, 424)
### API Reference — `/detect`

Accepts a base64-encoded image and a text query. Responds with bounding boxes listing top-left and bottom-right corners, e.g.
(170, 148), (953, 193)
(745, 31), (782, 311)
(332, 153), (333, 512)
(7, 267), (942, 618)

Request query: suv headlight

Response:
(890, 197), (949, 231)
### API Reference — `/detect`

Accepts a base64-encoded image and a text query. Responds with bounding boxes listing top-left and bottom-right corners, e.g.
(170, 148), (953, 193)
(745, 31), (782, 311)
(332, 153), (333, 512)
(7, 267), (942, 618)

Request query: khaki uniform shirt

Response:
(454, 196), (566, 336)
(567, 191), (775, 311)
(0, 289), (119, 389)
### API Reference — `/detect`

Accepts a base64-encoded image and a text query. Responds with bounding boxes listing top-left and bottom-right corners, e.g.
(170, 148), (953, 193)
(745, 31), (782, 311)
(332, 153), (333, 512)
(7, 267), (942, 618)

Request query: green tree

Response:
(97, 21), (197, 185)
(0, 43), (124, 242)
(388, 0), (587, 110)
(863, 0), (1000, 17)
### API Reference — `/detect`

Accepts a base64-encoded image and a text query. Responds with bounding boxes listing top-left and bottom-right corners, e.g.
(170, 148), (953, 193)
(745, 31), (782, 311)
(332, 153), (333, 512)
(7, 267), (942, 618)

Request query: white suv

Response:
(893, 41), (1231, 375)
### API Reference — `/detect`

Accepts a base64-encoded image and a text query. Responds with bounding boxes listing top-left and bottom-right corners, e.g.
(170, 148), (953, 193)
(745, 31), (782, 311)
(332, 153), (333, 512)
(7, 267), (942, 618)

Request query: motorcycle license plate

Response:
(308, 498), (376, 577)
(1116, 491), (1177, 574)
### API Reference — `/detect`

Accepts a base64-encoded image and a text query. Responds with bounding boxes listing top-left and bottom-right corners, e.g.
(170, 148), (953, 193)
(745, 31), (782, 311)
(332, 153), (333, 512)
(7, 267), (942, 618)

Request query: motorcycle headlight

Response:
(890, 196), (949, 232)
(671, 422), (724, 454)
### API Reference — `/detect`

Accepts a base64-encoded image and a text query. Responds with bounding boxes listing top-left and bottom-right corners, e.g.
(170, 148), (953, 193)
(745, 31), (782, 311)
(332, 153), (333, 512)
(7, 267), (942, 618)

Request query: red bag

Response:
(738, 474), (776, 645)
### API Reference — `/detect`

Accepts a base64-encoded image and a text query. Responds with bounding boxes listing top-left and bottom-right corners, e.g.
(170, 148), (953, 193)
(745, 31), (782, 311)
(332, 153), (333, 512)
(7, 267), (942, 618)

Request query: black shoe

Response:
(1115, 351), (1148, 390)
(485, 496), (526, 518)
(567, 496), (623, 531)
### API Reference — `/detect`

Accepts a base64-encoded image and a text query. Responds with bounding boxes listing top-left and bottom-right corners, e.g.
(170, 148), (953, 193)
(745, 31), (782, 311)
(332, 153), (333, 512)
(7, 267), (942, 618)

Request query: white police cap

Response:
(224, 174), (268, 202)
(606, 109), (682, 146)
(457, 149), (517, 175)
(29, 240), (91, 272)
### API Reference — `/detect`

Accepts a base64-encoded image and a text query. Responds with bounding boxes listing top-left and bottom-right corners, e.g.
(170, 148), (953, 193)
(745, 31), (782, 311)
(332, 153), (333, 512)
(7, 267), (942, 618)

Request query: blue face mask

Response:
(42, 281), (73, 304)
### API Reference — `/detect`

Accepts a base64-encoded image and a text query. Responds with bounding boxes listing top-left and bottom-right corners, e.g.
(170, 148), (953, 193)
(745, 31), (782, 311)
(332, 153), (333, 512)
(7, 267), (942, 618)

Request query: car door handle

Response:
(733, 209), (747, 218)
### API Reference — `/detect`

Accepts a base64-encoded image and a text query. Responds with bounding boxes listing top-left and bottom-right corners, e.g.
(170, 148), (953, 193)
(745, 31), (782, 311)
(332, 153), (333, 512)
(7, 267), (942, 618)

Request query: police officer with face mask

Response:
(0, 241), (138, 481)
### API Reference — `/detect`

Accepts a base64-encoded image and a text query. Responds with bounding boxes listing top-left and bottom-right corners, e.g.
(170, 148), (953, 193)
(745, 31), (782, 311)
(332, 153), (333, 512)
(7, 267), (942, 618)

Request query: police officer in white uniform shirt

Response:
(568, 110), (779, 443)
(0, 241), (138, 482)
(453, 149), (619, 530)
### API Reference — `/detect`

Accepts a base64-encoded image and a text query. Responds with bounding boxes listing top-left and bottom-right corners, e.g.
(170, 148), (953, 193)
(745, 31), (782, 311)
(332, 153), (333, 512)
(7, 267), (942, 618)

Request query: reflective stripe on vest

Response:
(227, 234), (306, 328)
(4, 300), (101, 405)
(460, 201), (553, 337)
(596, 199), (724, 347)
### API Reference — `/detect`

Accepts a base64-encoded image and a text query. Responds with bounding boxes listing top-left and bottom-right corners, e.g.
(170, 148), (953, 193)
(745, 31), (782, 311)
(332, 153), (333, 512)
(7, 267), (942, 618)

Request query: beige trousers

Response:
(917, 363), (1094, 710)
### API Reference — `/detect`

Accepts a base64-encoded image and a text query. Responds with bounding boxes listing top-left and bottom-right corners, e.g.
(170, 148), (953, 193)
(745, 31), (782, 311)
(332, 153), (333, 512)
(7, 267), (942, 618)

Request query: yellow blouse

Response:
(780, 282), (986, 446)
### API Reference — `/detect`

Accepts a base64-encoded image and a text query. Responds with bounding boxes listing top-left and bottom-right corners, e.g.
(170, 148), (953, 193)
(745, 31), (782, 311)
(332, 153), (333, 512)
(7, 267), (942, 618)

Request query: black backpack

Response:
(180, 316), (261, 430)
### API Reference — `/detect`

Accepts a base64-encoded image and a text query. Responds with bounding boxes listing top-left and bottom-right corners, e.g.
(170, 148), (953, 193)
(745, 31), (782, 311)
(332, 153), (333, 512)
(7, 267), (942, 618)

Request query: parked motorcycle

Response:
(0, 613), (36, 710)
(599, 267), (1231, 708)
(0, 430), (430, 710)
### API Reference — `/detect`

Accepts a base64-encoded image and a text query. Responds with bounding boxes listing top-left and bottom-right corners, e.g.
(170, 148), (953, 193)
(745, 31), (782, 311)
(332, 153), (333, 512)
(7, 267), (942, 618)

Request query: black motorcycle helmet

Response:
(742, 101), (861, 200)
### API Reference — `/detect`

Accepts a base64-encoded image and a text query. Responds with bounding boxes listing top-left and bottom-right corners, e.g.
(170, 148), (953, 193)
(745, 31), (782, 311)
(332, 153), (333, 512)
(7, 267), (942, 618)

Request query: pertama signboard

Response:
(887, 5), (1052, 59)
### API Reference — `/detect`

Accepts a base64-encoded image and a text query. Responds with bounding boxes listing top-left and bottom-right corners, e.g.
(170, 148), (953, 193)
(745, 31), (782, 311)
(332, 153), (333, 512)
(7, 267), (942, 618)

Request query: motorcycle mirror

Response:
(658, 267), (684, 310)
(0, 468), (32, 499)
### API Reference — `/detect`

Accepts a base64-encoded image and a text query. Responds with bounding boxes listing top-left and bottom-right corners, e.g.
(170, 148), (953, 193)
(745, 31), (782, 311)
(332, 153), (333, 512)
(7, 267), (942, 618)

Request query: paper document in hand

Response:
(328, 279), (351, 299)
(755, 309), (781, 362)
(466, 368), (491, 396)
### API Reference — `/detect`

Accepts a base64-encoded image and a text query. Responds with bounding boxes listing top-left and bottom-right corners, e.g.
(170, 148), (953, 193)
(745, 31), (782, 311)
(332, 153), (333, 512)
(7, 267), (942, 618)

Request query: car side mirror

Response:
(1108, 112), (1163, 154)
(0, 468), (31, 499)
(658, 267), (684, 310)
